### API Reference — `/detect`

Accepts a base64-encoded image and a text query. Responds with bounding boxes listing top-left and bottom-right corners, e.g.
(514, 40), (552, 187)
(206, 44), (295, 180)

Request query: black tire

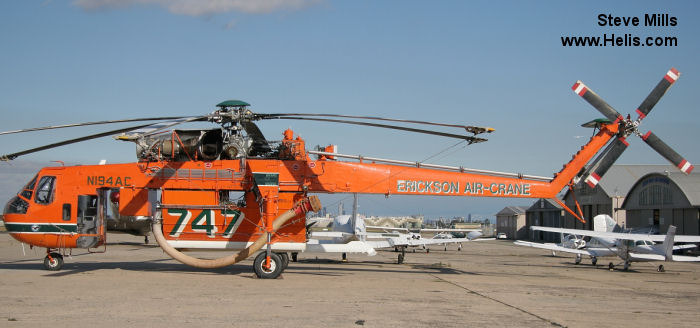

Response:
(253, 252), (283, 279)
(43, 253), (63, 271)
(658, 265), (665, 272)
(426, 249), (430, 254)
(591, 257), (598, 266)
(277, 252), (290, 270)
(608, 262), (615, 271)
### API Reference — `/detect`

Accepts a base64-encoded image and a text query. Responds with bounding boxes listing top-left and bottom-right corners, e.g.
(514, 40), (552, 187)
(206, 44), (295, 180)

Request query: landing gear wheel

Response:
(657, 265), (665, 273)
(575, 254), (582, 265)
(458, 245), (462, 251)
(426, 248), (430, 254)
(291, 252), (298, 262)
(398, 254), (404, 264)
(591, 257), (598, 266)
(43, 253), (63, 271)
(444, 246), (447, 251)
(277, 252), (290, 270)
(608, 262), (615, 271)
(253, 252), (283, 279)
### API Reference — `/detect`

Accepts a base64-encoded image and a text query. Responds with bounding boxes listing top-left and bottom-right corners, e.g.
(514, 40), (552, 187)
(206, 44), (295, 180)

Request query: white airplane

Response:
(364, 225), (486, 252)
(515, 215), (700, 272)
(306, 213), (489, 263)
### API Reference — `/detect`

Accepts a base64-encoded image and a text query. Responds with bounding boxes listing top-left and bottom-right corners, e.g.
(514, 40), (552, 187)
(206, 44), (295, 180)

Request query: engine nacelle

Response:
(136, 129), (223, 161)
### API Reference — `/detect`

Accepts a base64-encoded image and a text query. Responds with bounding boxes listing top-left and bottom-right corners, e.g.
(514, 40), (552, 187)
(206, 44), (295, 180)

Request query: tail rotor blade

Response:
(642, 131), (694, 174)
(581, 137), (629, 188)
(635, 68), (680, 120)
(572, 81), (624, 123)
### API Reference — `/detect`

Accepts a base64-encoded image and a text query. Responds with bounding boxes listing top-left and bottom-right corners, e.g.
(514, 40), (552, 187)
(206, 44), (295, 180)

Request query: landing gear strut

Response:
(591, 257), (597, 266)
(574, 254), (582, 265)
(43, 252), (63, 271)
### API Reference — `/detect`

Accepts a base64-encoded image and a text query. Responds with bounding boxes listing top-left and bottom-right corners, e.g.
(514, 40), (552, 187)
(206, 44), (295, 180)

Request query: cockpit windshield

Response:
(19, 175), (38, 200)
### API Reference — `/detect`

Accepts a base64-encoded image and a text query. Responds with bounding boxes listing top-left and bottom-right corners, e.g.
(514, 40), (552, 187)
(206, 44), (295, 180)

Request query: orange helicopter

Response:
(1, 68), (693, 278)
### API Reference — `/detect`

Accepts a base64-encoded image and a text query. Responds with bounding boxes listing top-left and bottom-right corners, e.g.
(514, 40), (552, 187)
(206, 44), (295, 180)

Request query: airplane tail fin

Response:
(466, 231), (483, 240)
(662, 225), (676, 261)
(593, 214), (618, 233)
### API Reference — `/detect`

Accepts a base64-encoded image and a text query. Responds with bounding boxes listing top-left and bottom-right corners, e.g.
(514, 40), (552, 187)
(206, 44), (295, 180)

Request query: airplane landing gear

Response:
(591, 257), (598, 266)
(608, 262), (615, 271)
(623, 261), (630, 271)
(397, 247), (406, 264)
(575, 254), (582, 265)
(253, 252), (283, 279)
(43, 252), (63, 271)
(458, 244), (462, 251)
(657, 265), (665, 272)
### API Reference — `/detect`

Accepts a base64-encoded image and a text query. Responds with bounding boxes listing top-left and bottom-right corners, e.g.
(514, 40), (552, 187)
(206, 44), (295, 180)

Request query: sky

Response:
(1, 0), (698, 220)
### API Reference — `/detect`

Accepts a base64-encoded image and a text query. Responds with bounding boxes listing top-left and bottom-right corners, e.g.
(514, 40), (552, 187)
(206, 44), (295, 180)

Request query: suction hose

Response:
(151, 196), (321, 269)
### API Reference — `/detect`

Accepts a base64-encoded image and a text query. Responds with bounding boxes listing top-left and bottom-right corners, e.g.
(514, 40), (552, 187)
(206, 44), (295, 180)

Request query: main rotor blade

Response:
(241, 121), (272, 155)
(635, 68), (680, 120)
(1, 124), (154, 161)
(0, 117), (188, 136)
(266, 116), (488, 143)
(258, 113), (494, 135)
(572, 81), (624, 122)
(115, 115), (211, 141)
(581, 137), (629, 188)
(642, 131), (694, 174)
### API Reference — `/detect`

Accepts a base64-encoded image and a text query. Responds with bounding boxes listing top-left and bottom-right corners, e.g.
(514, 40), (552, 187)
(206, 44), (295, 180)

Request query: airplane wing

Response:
(628, 253), (700, 262)
(420, 228), (481, 232)
(405, 237), (473, 247)
(305, 240), (378, 256)
(365, 225), (408, 232)
(514, 241), (615, 257)
(530, 226), (700, 243)
(309, 231), (353, 239)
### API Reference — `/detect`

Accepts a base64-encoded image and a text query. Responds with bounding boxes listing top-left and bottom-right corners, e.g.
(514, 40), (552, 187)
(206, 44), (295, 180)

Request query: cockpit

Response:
(3, 174), (56, 215)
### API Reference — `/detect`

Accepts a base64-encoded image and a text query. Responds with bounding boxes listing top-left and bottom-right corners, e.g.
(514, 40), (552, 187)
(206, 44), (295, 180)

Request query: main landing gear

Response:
(397, 247), (406, 264)
(575, 254), (582, 265)
(43, 251), (64, 271)
(253, 252), (284, 279)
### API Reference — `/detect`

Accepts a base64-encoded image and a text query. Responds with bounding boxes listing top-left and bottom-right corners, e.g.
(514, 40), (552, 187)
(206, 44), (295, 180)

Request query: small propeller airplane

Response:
(0, 68), (694, 278)
(515, 215), (700, 272)
(306, 197), (489, 264)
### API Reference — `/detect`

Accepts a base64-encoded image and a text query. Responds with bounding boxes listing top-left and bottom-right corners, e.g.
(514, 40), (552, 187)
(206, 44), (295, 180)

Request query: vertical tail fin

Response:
(662, 225), (676, 261)
(593, 214), (618, 232)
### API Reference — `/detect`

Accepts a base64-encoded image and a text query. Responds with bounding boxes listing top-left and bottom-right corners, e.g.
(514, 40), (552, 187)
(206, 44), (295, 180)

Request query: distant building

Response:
(496, 206), (527, 240)
(622, 171), (700, 235)
(525, 199), (564, 242)
(561, 165), (676, 230)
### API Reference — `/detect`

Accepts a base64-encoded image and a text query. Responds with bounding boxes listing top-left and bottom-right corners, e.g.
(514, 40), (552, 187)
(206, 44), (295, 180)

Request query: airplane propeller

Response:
(572, 68), (693, 188)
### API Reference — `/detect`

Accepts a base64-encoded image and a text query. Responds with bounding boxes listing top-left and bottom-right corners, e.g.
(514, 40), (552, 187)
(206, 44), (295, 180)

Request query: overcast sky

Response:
(1, 1), (698, 219)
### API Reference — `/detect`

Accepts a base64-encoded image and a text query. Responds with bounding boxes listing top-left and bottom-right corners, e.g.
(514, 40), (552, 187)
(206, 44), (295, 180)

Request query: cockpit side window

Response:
(35, 176), (56, 205)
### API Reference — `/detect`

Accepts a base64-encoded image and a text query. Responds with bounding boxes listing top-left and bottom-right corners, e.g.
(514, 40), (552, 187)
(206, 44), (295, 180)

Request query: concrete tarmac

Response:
(1, 231), (699, 328)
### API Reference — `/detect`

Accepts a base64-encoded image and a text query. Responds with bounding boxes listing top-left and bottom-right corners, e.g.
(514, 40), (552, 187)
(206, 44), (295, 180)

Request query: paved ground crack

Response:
(431, 274), (566, 327)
